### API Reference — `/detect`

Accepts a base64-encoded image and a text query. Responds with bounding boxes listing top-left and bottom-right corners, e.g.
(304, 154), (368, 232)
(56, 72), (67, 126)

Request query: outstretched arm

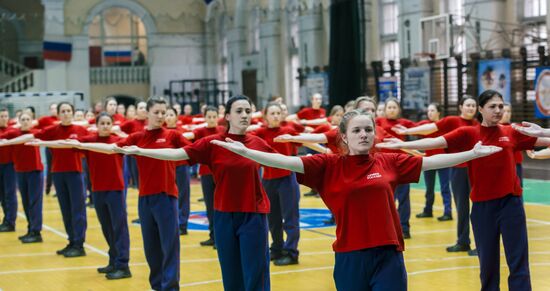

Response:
(392, 123), (438, 136)
(526, 148), (550, 159)
(421, 142), (501, 171)
(535, 137), (550, 147)
(211, 138), (304, 173)
(117, 146), (189, 161)
(303, 143), (329, 154)
(512, 122), (550, 138)
(300, 118), (328, 126)
(274, 133), (328, 144)
(25, 139), (78, 149)
(0, 134), (34, 146)
(376, 136), (448, 151)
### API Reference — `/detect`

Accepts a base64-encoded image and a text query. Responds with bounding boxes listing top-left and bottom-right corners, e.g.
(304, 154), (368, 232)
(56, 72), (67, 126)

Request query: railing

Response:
(0, 55), (28, 78)
(0, 71), (34, 93)
(90, 66), (150, 85)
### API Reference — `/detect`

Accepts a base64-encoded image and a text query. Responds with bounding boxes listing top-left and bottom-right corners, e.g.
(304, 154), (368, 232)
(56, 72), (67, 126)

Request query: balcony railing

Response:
(90, 66), (150, 85)
(0, 71), (34, 93)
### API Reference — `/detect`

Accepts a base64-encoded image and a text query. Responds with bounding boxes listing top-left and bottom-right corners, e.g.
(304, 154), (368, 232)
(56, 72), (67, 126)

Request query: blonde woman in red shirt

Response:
(210, 109), (500, 290)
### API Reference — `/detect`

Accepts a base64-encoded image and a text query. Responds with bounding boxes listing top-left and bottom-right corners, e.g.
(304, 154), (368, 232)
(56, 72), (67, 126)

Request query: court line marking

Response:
(16, 212), (109, 258)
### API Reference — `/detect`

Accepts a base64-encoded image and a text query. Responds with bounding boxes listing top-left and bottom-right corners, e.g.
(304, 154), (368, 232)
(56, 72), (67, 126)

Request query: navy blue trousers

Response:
(176, 165), (190, 230)
(471, 195), (531, 291)
(394, 184), (410, 233)
(0, 162), (17, 227)
(262, 173), (300, 258)
(334, 246), (407, 291)
(450, 167), (471, 246)
(200, 174), (215, 240)
(17, 171), (43, 233)
(516, 164), (523, 188)
(93, 190), (130, 269)
(82, 158), (92, 202)
(45, 148), (53, 193)
(214, 211), (270, 291)
(128, 156), (139, 188)
(52, 172), (87, 246)
(139, 193), (180, 291)
(423, 168), (452, 216)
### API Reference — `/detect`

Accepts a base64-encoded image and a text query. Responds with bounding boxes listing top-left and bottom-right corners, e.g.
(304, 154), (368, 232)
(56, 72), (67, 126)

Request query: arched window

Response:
(88, 7), (147, 67)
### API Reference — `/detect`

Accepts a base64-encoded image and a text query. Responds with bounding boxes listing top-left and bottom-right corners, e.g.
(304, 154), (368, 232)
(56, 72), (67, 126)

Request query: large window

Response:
(381, 0), (398, 35)
(247, 7), (260, 54)
(524, 0), (547, 18)
(382, 41), (399, 61)
(88, 7), (147, 67)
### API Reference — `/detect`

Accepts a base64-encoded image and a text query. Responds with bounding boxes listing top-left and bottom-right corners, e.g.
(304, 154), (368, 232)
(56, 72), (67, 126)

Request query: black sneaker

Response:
(468, 249), (478, 256)
(197, 197), (205, 202)
(131, 218), (140, 224)
(106, 268), (132, 280)
(270, 251), (284, 261)
(21, 232), (42, 243)
(56, 244), (73, 255)
(0, 223), (15, 232)
(416, 212), (433, 218)
(446, 244), (470, 252)
(200, 238), (215, 246)
(274, 255), (299, 266)
(63, 246), (86, 258)
(179, 227), (188, 235)
(18, 232), (31, 240)
(437, 214), (453, 221)
(403, 231), (411, 239)
(97, 265), (115, 274)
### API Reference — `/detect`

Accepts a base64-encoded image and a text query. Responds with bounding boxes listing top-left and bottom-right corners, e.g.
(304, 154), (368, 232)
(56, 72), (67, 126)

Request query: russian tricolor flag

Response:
(43, 41), (72, 62)
(104, 51), (132, 65)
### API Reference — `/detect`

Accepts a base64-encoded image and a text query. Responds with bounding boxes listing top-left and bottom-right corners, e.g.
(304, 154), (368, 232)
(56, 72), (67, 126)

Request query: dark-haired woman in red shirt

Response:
(211, 109), (500, 291)
(377, 90), (550, 291)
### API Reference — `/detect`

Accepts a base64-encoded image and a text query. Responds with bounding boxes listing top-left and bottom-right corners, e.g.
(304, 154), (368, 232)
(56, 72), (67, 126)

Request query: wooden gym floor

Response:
(1, 178), (549, 291)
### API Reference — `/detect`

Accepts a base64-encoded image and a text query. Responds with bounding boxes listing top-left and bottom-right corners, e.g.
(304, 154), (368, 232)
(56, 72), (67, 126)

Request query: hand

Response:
(472, 141), (502, 157)
(526, 150), (536, 159)
(512, 122), (543, 137)
(273, 134), (294, 143)
(118, 145), (140, 155)
(210, 138), (247, 155)
(392, 124), (408, 135)
(24, 139), (45, 147)
(58, 139), (81, 148)
(375, 138), (405, 149)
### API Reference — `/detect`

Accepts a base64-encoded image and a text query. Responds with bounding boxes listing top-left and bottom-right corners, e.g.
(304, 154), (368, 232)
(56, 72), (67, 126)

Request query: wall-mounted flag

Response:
(104, 50), (132, 65)
(43, 41), (72, 62)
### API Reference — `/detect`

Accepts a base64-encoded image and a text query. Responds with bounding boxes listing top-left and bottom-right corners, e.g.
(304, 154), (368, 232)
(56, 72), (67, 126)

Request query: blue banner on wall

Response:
(377, 76), (398, 103)
(478, 59), (511, 103)
(535, 67), (550, 118)
(402, 67), (431, 110)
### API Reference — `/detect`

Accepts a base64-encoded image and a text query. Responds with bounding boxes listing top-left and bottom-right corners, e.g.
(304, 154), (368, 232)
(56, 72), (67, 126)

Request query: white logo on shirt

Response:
(69, 134), (78, 139)
(498, 136), (510, 142)
(367, 173), (382, 180)
(156, 138), (166, 143)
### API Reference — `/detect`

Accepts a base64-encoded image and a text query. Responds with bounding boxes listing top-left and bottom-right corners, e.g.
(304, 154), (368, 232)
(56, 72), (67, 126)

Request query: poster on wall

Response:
(377, 76), (398, 103)
(402, 67), (431, 110)
(535, 67), (550, 118)
(302, 73), (329, 105)
(478, 59), (511, 103)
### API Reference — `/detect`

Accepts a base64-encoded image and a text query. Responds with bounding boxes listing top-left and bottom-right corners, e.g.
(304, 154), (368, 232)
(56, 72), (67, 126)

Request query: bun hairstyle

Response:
(95, 112), (114, 124)
(146, 96), (167, 111)
(337, 109), (377, 155)
(224, 95), (252, 131)
(476, 90), (504, 122)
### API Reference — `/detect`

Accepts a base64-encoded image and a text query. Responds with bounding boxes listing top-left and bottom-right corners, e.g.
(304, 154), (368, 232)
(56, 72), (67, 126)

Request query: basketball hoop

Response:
(414, 52), (436, 62)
